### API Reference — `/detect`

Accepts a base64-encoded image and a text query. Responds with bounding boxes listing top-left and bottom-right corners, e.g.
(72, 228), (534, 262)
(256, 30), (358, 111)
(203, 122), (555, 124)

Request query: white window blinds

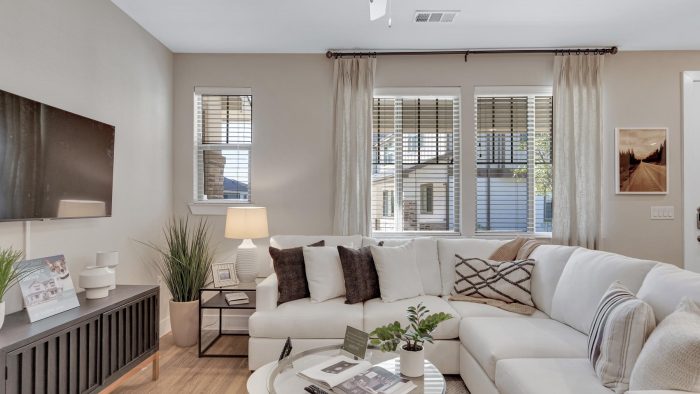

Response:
(475, 92), (553, 233)
(194, 88), (252, 203)
(371, 92), (461, 234)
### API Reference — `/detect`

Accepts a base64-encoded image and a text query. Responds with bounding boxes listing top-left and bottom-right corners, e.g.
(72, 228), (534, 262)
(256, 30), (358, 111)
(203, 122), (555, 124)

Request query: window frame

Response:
(190, 87), (254, 215)
(473, 86), (553, 238)
(371, 87), (462, 237)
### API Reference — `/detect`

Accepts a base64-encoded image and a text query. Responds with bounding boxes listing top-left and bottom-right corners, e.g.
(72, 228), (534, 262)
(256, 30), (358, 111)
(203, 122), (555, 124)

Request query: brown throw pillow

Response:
(516, 239), (546, 260)
(270, 240), (324, 304)
(337, 242), (383, 304)
(489, 237), (529, 261)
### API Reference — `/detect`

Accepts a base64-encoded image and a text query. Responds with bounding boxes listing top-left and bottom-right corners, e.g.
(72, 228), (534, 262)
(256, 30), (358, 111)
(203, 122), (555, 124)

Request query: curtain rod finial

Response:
(610, 46), (618, 54)
(325, 51), (334, 59)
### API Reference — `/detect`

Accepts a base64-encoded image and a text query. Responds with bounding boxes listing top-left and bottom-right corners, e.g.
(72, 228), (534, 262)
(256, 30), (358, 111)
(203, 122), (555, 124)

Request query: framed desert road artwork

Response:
(616, 128), (668, 194)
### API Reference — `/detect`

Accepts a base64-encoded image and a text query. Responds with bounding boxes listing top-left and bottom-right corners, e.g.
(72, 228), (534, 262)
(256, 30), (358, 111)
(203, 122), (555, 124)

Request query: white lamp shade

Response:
(57, 199), (106, 218)
(225, 207), (269, 239)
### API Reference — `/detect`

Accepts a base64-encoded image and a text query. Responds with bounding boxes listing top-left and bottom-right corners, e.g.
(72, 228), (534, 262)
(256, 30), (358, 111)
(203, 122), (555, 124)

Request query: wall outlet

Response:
(650, 206), (674, 220)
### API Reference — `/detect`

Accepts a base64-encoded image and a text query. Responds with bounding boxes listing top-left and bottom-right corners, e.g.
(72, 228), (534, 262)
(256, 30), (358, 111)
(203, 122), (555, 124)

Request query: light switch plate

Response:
(650, 206), (674, 220)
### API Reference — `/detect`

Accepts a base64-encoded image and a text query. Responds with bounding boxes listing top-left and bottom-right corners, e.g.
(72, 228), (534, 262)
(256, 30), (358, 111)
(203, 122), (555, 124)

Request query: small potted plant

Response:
(139, 218), (214, 347)
(0, 247), (33, 331)
(370, 303), (453, 377)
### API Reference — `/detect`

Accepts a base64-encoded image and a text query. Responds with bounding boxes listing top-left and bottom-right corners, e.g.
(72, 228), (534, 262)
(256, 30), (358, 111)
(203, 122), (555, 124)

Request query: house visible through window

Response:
(475, 87), (553, 234)
(371, 89), (461, 234)
(194, 88), (252, 203)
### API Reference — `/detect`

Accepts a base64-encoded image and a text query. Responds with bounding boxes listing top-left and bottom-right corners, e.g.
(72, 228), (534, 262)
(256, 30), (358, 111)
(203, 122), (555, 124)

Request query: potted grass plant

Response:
(370, 303), (453, 377)
(140, 218), (214, 347)
(0, 247), (32, 331)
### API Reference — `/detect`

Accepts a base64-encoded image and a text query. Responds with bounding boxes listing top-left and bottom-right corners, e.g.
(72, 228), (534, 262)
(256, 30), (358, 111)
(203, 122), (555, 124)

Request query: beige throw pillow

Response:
(629, 298), (700, 392)
(488, 237), (529, 261)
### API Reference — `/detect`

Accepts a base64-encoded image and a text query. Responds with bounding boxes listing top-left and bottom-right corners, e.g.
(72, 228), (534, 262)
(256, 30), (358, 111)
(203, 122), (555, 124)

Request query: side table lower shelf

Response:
(198, 286), (257, 358)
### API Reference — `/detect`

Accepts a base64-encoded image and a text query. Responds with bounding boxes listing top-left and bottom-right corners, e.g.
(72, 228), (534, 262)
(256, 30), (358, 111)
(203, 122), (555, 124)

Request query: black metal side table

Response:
(198, 281), (258, 358)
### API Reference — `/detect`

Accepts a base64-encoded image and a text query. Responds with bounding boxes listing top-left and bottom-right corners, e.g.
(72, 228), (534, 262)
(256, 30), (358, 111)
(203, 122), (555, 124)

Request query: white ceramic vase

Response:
(400, 345), (425, 377)
(169, 300), (199, 347)
(0, 301), (5, 331)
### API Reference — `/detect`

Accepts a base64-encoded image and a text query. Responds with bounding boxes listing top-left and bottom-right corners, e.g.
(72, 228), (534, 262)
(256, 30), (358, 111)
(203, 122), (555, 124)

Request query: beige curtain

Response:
(332, 57), (376, 236)
(552, 54), (604, 249)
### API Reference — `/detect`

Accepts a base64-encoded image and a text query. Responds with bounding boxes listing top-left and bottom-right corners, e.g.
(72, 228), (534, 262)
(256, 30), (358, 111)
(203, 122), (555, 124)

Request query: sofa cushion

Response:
(460, 317), (587, 380)
(437, 239), (508, 296)
(447, 299), (548, 319)
(249, 297), (363, 339)
(495, 358), (613, 394)
(636, 263), (700, 323)
(528, 244), (578, 316)
(364, 295), (459, 340)
(550, 248), (657, 333)
(363, 237), (442, 296)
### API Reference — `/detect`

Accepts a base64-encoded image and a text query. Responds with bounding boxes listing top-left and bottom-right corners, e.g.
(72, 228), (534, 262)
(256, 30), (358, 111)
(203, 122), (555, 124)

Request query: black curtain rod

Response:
(326, 46), (618, 61)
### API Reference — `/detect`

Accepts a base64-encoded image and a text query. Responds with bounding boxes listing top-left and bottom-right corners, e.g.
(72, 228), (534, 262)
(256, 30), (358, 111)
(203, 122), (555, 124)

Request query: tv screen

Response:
(0, 89), (115, 221)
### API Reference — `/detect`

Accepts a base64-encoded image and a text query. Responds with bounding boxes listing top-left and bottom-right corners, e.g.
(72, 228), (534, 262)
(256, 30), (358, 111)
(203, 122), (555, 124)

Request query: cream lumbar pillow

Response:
(629, 297), (700, 392)
(370, 241), (424, 302)
(588, 281), (656, 394)
(302, 246), (346, 303)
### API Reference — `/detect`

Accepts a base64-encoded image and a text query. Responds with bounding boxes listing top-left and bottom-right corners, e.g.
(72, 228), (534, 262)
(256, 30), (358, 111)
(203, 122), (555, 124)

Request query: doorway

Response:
(682, 71), (700, 273)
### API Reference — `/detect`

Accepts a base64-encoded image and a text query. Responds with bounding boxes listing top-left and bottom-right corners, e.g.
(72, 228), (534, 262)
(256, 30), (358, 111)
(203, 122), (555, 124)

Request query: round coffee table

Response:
(247, 344), (446, 394)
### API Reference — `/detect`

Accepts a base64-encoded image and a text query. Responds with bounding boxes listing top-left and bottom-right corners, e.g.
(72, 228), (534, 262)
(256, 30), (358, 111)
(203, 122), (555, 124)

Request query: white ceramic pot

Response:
(169, 300), (199, 347)
(0, 301), (5, 331)
(400, 345), (425, 377)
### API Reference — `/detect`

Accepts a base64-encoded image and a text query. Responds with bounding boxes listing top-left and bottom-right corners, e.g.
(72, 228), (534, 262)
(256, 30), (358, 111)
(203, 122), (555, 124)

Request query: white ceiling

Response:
(111, 0), (700, 53)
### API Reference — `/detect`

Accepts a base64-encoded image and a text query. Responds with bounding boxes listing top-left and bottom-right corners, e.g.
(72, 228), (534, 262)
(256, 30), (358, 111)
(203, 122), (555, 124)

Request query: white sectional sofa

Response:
(248, 235), (700, 394)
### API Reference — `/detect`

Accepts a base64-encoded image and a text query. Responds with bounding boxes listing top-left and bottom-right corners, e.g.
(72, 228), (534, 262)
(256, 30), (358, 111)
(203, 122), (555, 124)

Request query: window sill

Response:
(188, 201), (253, 216)
(370, 231), (463, 239)
(474, 232), (553, 240)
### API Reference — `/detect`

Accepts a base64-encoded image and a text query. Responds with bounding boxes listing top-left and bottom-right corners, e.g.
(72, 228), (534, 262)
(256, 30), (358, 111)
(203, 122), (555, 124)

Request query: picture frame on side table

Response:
(212, 262), (239, 288)
(615, 127), (669, 194)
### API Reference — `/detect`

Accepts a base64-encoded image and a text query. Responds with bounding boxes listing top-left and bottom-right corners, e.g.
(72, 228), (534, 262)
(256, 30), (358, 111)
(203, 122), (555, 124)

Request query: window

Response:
(194, 88), (252, 203)
(475, 87), (553, 234)
(371, 88), (461, 234)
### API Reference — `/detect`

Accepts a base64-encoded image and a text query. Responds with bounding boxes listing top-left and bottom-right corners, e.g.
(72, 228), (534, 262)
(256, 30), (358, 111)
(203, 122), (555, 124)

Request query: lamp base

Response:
(236, 239), (259, 283)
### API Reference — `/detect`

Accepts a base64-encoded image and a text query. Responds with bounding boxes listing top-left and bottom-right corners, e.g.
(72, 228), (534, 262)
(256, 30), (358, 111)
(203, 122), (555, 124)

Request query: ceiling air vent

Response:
(414, 10), (459, 23)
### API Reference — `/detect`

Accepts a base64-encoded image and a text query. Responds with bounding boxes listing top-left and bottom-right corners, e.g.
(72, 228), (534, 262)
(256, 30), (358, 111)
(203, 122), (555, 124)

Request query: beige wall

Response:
(174, 51), (700, 269)
(0, 0), (173, 321)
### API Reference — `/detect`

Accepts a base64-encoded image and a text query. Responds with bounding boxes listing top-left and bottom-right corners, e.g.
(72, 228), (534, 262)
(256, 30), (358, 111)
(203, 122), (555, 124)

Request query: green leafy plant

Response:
(0, 247), (32, 302)
(139, 217), (214, 302)
(370, 303), (453, 352)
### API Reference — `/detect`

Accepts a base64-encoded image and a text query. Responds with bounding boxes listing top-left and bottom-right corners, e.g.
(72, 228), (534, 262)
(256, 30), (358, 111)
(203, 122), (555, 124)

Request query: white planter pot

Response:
(0, 301), (5, 331)
(169, 300), (199, 347)
(400, 345), (425, 377)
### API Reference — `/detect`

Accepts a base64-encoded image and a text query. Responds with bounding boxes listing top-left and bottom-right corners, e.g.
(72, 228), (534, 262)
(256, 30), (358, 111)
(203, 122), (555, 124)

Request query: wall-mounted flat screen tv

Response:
(0, 89), (115, 221)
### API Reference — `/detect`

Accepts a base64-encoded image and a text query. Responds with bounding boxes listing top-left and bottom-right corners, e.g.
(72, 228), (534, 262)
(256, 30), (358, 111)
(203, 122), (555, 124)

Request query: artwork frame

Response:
(211, 262), (239, 288)
(18, 255), (80, 322)
(615, 127), (669, 195)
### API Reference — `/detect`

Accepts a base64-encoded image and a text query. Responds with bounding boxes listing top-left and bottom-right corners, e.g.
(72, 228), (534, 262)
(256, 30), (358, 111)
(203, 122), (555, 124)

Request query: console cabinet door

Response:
(101, 292), (159, 386)
(4, 317), (101, 394)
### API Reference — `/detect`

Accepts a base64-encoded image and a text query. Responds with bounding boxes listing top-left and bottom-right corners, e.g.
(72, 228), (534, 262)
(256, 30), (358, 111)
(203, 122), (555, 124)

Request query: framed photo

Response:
(212, 262), (239, 287)
(19, 255), (80, 322)
(615, 128), (669, 194)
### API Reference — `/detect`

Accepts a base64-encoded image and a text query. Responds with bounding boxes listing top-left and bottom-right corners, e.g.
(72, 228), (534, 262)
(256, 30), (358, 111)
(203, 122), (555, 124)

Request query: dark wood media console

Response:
(0, 285), (160, 394)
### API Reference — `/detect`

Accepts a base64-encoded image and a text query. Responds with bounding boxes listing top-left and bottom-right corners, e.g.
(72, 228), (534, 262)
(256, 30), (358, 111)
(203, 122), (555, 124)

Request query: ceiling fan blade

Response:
(369, 0), (388, 21)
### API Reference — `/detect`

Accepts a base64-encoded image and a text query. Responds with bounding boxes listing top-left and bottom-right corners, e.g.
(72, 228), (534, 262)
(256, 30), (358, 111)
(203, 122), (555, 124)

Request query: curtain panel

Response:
(332, 57), (376, 236)
(552, 54), (604, 249)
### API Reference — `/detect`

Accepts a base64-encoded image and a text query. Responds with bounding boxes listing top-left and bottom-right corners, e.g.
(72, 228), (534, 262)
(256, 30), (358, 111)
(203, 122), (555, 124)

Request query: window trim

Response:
(190, 87), (254, 215)
(371, 87), (462, 236)
(474, 86), (553, 236)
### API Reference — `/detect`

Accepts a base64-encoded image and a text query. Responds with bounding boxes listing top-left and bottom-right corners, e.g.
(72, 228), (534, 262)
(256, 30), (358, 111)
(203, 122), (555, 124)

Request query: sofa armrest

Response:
(256, 273), (278, 311)
(626, 391), (693, 394)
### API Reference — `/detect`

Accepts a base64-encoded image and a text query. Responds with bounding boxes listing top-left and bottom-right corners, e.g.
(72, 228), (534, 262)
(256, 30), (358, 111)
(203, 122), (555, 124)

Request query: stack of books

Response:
(224, 292), (250, 305)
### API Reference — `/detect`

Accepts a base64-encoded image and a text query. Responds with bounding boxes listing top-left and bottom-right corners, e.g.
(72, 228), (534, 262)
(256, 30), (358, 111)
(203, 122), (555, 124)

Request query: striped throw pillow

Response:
(588, 281), (656, 394)
(452, 256), (535, 307)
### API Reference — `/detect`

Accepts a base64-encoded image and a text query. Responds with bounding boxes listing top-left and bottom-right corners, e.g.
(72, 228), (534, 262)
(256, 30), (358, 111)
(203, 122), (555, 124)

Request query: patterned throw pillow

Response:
(337, 242), (383, 305)
(452, 255), (535, 307)
(588, 281), (656, 394)
(270, 240), (324, 304)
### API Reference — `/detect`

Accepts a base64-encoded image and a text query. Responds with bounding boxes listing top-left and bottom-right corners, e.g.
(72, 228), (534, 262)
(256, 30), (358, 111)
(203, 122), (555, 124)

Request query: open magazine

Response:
(299, 356), (416, 394)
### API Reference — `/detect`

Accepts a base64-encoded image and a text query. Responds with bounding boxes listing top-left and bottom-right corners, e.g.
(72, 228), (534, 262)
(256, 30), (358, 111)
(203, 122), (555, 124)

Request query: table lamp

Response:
(225, 207), (269, 283)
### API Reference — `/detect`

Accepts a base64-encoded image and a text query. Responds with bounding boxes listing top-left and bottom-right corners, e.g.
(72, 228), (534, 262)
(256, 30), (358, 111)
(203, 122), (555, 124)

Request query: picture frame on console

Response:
(615, 127), (669, 194)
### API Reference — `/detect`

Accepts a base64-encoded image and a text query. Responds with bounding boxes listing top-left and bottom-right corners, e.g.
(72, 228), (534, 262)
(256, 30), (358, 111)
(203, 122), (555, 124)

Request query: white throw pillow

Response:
(370, 241), (424, 302)
(629, 298), (700, 392)
(302, 246), (346, 303)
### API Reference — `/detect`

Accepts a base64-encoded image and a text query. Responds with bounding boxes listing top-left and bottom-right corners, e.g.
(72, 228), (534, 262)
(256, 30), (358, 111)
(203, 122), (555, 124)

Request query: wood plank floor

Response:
(113, 333), (468, 393)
